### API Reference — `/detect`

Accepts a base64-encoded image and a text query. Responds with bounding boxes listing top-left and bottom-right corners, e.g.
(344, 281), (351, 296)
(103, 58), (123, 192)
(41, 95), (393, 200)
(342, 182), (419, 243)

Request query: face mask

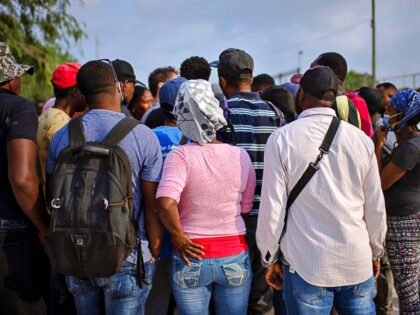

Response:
(383, 112), (402, 131)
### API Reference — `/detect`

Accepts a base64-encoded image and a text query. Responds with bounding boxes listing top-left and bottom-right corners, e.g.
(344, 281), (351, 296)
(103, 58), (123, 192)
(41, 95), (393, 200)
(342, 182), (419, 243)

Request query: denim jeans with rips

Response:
(282, 265), (375, 315)
(171, 250), (252, 315)
(66, 260), (156, 315)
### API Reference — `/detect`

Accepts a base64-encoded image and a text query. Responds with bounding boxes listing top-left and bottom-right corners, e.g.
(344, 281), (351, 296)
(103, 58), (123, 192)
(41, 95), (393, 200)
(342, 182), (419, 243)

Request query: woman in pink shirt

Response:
(157, 80), (256, 315)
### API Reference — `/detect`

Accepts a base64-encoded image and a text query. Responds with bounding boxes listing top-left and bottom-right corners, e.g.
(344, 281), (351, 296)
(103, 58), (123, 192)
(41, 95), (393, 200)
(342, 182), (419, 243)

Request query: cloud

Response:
(69, 0), (420, 87)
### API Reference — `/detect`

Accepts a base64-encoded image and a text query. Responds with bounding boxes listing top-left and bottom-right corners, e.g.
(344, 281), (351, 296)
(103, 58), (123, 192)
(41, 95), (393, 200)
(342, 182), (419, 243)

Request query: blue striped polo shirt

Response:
(218, 92), (278, 216)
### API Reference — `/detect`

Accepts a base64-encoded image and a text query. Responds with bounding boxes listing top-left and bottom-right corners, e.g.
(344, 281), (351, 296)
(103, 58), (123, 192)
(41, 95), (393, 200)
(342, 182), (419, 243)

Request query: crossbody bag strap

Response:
(278, 116), (340, 244)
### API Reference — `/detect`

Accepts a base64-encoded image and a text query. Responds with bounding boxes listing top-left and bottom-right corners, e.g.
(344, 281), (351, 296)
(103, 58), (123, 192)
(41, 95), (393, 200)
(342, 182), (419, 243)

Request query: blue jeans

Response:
(171, 251), (252, 315)
(66, 260), (156, 315)
(283, 265), (375, 315)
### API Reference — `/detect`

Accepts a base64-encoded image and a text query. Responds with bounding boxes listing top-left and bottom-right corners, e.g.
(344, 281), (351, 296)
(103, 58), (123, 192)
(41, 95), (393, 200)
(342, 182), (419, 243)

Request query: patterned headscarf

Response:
(390, 89), (420, 130)
(173, 80), (227, 144)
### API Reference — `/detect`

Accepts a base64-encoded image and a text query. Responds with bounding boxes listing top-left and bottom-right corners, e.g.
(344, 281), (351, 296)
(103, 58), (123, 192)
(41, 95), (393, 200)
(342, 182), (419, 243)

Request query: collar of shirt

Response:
(87, 108), (126, 117)
(229, 91), (261, 101)
(0, 87), (16, 95)
(298, 107), (337, 119)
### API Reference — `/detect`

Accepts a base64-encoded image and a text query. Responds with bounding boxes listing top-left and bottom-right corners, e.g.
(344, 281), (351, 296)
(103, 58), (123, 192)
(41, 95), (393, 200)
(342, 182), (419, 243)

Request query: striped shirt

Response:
(217, 92), (278, 216)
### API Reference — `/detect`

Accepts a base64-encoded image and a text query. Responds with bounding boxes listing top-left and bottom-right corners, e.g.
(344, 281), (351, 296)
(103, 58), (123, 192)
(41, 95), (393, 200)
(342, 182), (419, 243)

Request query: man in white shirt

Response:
(256, 66), (386, 314)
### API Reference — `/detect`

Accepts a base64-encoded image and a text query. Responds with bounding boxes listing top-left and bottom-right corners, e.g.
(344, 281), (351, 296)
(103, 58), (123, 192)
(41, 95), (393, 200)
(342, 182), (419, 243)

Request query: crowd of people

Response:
(0, 40), (419, 315)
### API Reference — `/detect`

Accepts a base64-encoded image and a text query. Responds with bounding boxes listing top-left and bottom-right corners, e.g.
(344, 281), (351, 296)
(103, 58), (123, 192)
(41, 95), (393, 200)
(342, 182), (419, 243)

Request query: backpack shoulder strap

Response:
(102, 116), (139, 147)
(265, 101), (285, 127)
(69, 116), (86, 151)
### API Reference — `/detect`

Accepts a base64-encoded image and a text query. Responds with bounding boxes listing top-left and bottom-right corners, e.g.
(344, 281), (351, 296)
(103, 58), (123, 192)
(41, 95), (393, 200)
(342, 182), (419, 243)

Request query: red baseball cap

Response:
(51, 62), (81, 89)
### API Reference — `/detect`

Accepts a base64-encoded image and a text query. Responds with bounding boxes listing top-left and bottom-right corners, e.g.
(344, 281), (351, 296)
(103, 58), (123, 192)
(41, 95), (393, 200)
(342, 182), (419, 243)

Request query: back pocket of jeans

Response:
(221, 255), (250, 287)
(172, 256), (201, 289)
(65, 276), (84, 296)
(108, 268), (139, 299)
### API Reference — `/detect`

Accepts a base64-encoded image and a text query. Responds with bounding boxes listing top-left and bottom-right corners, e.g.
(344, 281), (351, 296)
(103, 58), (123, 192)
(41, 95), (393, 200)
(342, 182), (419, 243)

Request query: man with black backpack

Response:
(45, 60), (163, 315)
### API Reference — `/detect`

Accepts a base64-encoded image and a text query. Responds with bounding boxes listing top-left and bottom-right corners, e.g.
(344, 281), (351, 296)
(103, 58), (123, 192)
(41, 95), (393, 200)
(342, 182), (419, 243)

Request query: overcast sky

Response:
(68, 0), (420, 88)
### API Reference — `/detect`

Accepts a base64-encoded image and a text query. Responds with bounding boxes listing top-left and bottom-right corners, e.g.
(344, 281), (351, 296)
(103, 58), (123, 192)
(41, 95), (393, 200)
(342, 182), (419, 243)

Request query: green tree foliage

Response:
(0, 0), (85, 101)
(343, 70), (376, 92)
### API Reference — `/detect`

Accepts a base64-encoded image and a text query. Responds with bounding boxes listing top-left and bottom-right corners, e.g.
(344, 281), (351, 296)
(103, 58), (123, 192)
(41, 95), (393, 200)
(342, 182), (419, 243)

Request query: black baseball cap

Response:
(300, 66), (338, 101)
(217, 48), (254, 80)
(111, 59), (141, 84)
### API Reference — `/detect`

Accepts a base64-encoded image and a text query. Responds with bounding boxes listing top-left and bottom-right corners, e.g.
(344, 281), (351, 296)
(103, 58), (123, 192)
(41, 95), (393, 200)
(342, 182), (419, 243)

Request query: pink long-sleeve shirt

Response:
(157, 143), (256, 239)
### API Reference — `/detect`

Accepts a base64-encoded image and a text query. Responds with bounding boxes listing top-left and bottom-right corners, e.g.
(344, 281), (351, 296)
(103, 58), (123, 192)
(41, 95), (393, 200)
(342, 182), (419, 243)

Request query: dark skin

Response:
(218, 76), (252, 98)
(376, 86), (397, 113)
(157, 196), (205, 266)
(142, 181), (163, 259)
(266, 89), (381, 290)
(131, 90), (153, 121)
(122, 80), (135, 103)
(1, 76), (48, 244)
(0, 76), (21, 95)
(8, 139), (48, 243)
(374, 106), (419, 190)
(53, 87), (86, 117)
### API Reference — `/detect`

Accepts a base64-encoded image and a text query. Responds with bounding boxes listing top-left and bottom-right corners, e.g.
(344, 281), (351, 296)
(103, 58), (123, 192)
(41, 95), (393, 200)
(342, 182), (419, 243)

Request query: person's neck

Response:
(0, 84), (16, 94)
(226, 85), (251, 98)
(53, 98), (72, 116)
(164, 118), (177, 127)
(396, 127), (419, 143)
(302, 103), (332, 111)
(89, 103), (121, 112)
(208, 138), (221, 144)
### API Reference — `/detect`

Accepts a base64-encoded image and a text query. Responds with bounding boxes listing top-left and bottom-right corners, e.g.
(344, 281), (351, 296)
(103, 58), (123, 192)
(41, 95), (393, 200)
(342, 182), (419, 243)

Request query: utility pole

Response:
(297, 50), (303, 73)
(95, 35), (103, 59)
(371, 0), (376, 87)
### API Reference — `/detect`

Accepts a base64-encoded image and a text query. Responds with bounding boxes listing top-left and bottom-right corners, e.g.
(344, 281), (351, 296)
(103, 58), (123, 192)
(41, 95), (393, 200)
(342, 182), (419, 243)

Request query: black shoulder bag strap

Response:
(69, 116), (86, 151)
(278, 116), (341, 244)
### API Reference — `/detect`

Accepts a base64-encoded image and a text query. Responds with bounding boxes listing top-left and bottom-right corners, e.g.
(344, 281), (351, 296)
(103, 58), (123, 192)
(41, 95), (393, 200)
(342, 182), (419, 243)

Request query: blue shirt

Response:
(153, 126), (183, 159)
(47, 109), (163, 263)
(217, 92), (278, 216)
(152, 125), (183, 259)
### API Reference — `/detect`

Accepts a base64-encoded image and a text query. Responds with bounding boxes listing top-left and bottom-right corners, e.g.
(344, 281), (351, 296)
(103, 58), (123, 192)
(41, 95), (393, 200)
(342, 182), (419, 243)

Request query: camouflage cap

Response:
(0, 42), (34, 84)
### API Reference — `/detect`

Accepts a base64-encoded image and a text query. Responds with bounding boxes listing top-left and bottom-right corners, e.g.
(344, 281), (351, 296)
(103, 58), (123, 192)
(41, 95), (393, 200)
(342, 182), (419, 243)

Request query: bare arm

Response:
(374, 126), (408, 190)
(7, 139), (48, 243)
(374, 126), (387, 172)
(157, 196), (204, 266)
(141, 180), (164, 259)
(380, 163), (407, 190)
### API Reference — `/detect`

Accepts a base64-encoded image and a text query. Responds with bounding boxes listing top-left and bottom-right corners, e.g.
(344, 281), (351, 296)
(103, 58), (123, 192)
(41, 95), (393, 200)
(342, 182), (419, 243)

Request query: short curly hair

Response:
(311, 52), (347, 82)
(180, 56), (211, 81)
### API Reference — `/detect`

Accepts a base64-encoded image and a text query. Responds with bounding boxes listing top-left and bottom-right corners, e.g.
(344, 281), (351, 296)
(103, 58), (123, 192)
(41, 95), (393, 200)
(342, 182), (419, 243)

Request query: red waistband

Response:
(177, 235), (248, 258)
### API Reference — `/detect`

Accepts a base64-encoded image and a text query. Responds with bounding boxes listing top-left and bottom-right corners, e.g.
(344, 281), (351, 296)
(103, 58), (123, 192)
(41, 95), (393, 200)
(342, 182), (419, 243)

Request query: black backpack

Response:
(45, 116), (140, 278)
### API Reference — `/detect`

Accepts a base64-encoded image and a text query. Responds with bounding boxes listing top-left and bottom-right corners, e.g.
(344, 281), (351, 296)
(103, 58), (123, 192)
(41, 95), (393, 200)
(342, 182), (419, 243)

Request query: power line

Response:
(257, 19), (371, 58)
